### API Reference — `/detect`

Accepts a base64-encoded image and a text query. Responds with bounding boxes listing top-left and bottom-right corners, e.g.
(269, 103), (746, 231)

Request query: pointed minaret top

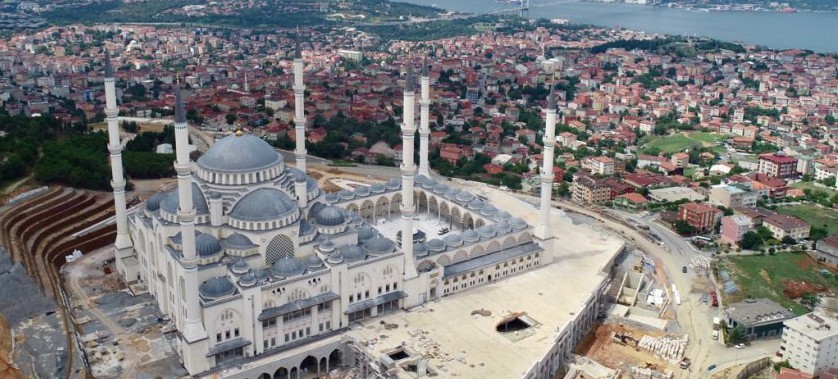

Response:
(422, 56), (428, 77)
(405, 61), (415, 92)
(294, 29), (302, 59)
(546, 83), (556, 111)
(104, 50), (114, 78)
(174, 84), (186, 124)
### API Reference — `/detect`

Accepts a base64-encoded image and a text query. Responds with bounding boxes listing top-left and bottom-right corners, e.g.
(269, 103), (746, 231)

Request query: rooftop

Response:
(727, 298), (795, 327)
(764, 213), (810, 230)
(783, 312), (838, 342)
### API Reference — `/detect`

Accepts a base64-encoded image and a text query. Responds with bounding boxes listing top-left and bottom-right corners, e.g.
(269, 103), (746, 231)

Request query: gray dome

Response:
(445, 187), (460, 198)
(348, 211), (363, 226)
(160, 183), (209, 215)
(356, 225), (377, 242)
(509, 217), (527, 230)
(230, 259), (250, 275)
(290, 167), (306, 183)
(422, 179), (438, 189)
(370, 183), (386, 193)
(270, 257), (306, 279)
(426, 239), (446, 252)
(196, 232), (222, 257)
(223, 233), (256, 249)
(413, 242), (429, 257)
(299, 219), (316, 236)
(467, 199), (484, 210)
(385, 178), (400, 190)
(462, 229), (480, 242)
(480, 204), (498, 216)
(239, 273), (257, 287)
(433, 183), (448, 194)
(340, 245), (366, 262)
(230, 188), (297, 221)
(415, 174), (429, 184)
(253, 268), (269, 282)
(314, 206), (346, 227)
(145, 193), (166, 211)
(455, 191), (474, 203)
(355, 186), (370, 196)
(324, 193), (339, 203)
(304, 254), (324, 269)
(363, 237), (396, 256)
(326, 250), (344, 264)
(496, 210), (512, 219)
(443, 233), (464, 247)
(494, 222), (512, 234)
(197, 134), (281, 172)
(199, 277), (236, 300)
(317, 238), (336, 253)
(337, 189), (354, 200)
(476, 225), (496, 238)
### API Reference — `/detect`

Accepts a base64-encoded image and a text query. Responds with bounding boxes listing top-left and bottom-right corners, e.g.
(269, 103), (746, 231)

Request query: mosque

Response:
(101, 41), (619, 379)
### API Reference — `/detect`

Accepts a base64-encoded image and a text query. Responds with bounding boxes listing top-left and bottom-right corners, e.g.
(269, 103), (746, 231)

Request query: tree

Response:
(757, 226), (773, 241)
(801, 292), (821, 310)
(740, 231), (762, 250)
(225, 113), (237, 125)
(726, 324), (748, 345)
(674, 220), (696, 236)
(781, 235), (796, 245)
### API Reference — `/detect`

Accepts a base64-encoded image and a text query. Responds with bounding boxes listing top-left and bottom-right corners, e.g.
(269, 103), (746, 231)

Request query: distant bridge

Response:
(481, 0), (580, 17)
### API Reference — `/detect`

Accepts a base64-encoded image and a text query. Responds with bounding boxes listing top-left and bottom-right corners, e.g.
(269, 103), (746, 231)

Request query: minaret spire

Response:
(103, 49), (131, 257)
(400, 57), (419, 280)
(293, 28), (307, 173)
(538, 82), (558, 240)
(418, 55), (431, 177)
(172, 83), (208, 346)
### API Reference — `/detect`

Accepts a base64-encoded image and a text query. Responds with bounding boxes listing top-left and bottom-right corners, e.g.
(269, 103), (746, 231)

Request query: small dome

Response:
(239, 273), (257, 287)
(299, 219), (316, 236)
(477, 225), (496, 238)
(291, 168), (307, 183)
(362, 237), (395, 256)
(443, 233), (464, 247)
(270, 257), (306, 279)
(197, 134), (282, 173)
(230, 259), (250, 275)
(253, 268), (269, 282)
(370, 183), (386, 194)
(340, 245), (366, 262)
(230, 188), (297, 221)
(415, 174), (429, 184)
(455, 191), (475, 203)
(326, 250), (344, 264)
(480, 204), (498, 216)
(385, 178), (400, 190)
(304, 254), (324, 269)
(223, 233), (256, 249)
(494, 222), (512, 234)
(348, 212), (363, 226)
(496, 210), (512, 219)
(160, 183), (209, 215)
(324, 193), (339, 203)
(462, 229), (480, 242)
(467, 199), (484, 210)
(355, 186), (370, 196)
(317, 238), (336, 253)
(314, 206), (346, 227)
(196, 232), (222, 257)
(413, 242), (429, 257)
(445, 187), (460, 198)
(509, 217), (528, 230)
(199, 277), (236, 301)
(337, 189), (354, 200)
(356, 225), (377, 242)
(422, 179), (438, 189)
(426, 239), (446, 252)
(433, 183), (448, 194)
(145, 193), (166, 211)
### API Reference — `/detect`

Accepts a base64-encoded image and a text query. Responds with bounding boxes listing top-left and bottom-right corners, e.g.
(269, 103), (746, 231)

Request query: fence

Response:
(733, 357), (771, 379)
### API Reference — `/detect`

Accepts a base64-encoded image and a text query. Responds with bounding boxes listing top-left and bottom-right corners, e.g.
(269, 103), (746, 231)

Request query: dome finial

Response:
(235, 123), (244, 137)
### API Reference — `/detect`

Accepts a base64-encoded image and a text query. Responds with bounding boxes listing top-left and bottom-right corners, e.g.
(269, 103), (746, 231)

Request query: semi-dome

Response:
(314, 206), (346, 226)
(362, 237), (395, 256)
(230, 188), (297, 221)
(340, 245), (366, 262)
(145, 193), (166, 211)
(413, 242), (429, 257)
(326, 250), (344, 264)
(426, 239), (446, 252)
(270, 257), (306, 279)
(199, 277), (236, 301)
(230, 259), (250, 275)
(160, 183), (209, 215)
(299, 219), (316, 236)
(223, 233), (256, 249)
(239, 273), (257, 287)
(196, 232), (222, 257)
(197, 134), (281, 173)
(304, 254), (324, 269)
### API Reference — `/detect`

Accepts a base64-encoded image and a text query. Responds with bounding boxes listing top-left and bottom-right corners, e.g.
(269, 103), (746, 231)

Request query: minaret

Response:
(418, 56), (431, 177)
(400, 61), (419, 279)
(172, 84), (208, 345)
(243, 71), (249, 93)
(104, 52), (131, 252)
(293, 32), (307, 173)
(538, 85), (558, 240)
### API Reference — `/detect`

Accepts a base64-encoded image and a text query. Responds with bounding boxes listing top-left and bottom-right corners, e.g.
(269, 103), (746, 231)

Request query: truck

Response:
(710, 290), (718, 307)
(712, 317), (721, 340)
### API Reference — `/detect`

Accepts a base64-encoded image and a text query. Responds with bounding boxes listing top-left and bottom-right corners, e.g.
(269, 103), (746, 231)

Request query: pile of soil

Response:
(782, 279), (827, 299)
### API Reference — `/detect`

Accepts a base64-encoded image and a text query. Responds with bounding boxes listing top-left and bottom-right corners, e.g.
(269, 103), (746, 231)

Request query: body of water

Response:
(403, 0), (838, 53)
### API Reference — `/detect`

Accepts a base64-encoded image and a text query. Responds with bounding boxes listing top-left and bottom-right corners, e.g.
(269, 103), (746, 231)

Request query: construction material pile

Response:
(637, 335), (688, 362)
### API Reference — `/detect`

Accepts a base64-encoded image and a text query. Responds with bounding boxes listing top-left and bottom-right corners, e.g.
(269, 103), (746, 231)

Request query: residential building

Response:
(582, 156), (615, 176)
(719, 215), (753, 245)
(649, 187), (705, 203)
(571, 172), (610, 205)
(613, 193), (648, 210)
(677, 202), (722, 231)
(758, 152), (798, 179)
(782, 312), (838, 377)
(814, 235), (838, 266)
(726, 298), (795, 341)
(763, 213), (810, 240)
(670, 152), (689, 168)
(709, 184), (758, 209)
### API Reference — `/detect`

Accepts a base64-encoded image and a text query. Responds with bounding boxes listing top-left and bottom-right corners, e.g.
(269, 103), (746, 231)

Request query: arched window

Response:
(265, 234), (295, 264)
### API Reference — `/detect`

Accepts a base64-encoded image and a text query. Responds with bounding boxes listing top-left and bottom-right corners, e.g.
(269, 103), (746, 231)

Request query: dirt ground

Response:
(575, 323), (675, 372)
(0, 316), (23, 379)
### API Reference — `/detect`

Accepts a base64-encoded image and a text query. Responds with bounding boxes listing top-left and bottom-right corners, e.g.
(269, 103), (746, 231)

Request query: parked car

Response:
(735, 343), (745, 349)
(707, 364), (717, 371)
(682, 266), (688, 273)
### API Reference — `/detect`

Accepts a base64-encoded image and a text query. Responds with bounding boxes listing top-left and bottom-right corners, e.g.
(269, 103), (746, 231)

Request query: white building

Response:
(782, 312), (838, 377)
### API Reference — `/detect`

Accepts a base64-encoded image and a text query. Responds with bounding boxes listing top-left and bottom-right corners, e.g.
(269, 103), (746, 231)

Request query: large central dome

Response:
(197, 134), (282, 173)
